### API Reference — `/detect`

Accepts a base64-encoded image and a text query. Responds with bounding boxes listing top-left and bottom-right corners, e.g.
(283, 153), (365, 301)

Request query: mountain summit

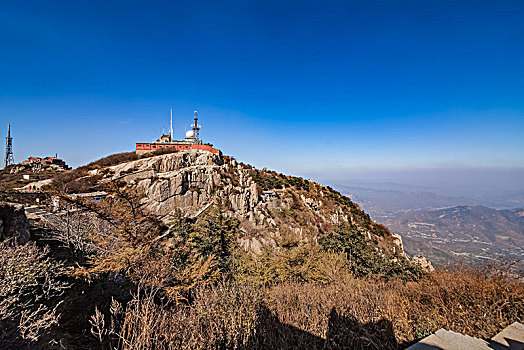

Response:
(88, 151), (401, 252)
(46, 149), (425, 282)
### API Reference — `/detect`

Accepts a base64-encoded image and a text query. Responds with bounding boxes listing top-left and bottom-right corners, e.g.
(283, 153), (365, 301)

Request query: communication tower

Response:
(192, 111), (201, 141)
(4, 124), (14, 168)
(170, 108), (174, 142)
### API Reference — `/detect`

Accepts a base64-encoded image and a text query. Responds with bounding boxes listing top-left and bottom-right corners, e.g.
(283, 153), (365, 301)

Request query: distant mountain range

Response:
(335, 183), (524, 267)
(336, 185), (483, 218)
(384, 206), (524, 266)
(336, 184), (524, 218)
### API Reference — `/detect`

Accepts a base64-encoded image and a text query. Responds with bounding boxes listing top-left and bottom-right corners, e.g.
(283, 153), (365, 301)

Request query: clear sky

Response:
(1, 1), (523, 188)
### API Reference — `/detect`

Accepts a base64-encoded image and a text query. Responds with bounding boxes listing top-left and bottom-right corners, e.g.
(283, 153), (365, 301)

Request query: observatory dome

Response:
(185, 130), (195, 138)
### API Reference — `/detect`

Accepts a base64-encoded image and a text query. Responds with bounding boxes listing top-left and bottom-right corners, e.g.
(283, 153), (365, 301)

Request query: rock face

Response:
(91, 151), (411, 257)
(0, 202), (30, 244)
(412, 255), (435, 272)
(106, 151), (226, 218)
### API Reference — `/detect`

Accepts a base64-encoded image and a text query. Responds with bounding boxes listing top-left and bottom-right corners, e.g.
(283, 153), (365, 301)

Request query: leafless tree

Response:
(0, 241), (70, 344)
(42, 210), (115, 259)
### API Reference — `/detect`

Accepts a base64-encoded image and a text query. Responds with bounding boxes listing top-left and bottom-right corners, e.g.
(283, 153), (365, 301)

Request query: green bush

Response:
(251, 169), (285, 191)
(318, 225), (425, 281)
(251, 169), (311, 192)
(191, 213), (240, 272)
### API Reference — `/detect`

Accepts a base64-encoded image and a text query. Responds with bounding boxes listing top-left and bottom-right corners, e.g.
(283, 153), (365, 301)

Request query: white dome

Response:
(185, 130), (195, 138)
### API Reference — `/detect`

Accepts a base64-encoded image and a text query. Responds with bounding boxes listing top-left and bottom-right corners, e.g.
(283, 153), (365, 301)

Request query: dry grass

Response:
(264, 267), (524, 346)
(114, 266), (524, 349)
(119, 281), (263, 350)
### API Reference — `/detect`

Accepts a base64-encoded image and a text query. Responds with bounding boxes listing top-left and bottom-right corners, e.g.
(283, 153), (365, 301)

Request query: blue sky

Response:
(1, 0), (523, 187)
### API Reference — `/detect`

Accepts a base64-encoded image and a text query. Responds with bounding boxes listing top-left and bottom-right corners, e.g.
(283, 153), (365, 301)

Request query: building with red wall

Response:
(22, 156), (70, 170)
(135, 111), (220, 155)
(136, 142), (220, 155)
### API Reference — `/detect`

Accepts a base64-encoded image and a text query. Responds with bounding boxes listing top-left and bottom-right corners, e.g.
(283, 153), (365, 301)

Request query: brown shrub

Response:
(50, 149), (179, 194)
(0, 241), (70, 345)
(403, 266), (524, 340)
(118, 281), (263, 350)
(114, 266), (524, 349)
(85, 152), (141, 169)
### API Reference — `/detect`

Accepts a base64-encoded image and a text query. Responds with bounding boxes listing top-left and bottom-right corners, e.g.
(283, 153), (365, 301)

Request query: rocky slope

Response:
(83, 151), (404, 257)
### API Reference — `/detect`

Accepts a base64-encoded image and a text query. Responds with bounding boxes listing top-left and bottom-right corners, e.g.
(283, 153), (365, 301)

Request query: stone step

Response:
(407, 329), (491, 349)
(491, 322), (524, 350)
(407, 322), (524, 350)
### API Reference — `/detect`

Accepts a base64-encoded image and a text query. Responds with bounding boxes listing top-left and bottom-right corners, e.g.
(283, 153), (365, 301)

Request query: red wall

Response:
(136, 143), (220, 154)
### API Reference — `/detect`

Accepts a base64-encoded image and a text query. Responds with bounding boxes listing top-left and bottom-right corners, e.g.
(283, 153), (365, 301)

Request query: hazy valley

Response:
(337, 183), (524, 268)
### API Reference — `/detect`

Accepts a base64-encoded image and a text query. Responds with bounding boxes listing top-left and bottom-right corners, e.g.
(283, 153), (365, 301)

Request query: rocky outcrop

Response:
(0, 202), (30, 244)
(90, 151), (411, 257)
(99, 152), (258, 220)
(107, 151), (223, 176)
(390, 233), (405, 256)
(412, 255), (435, 272)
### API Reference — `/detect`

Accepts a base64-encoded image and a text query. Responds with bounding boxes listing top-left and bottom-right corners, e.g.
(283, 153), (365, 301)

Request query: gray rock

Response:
(491, 322), (524, 350)
(0, 202), (30, 244)
(408, 322), (524, 350)
(93, 150), (408, 258)
(407, 328), (492, 349)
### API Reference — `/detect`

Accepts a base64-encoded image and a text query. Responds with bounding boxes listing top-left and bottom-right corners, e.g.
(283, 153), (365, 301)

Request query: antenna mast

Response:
(192, 110), (201, 142)
(4, 124), (14, 168)
(170, 108), (173, 142)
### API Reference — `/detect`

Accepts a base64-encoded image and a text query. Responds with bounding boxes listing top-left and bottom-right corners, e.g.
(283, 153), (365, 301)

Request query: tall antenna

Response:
(170, 108), (173, 142)
(192, 110), (201, 141)
(4, 124), (14, 168)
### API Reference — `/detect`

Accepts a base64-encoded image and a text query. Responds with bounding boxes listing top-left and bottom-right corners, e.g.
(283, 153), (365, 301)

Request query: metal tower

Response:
(170, 108), (174, 142)
(4, 124), (14, 168)
(192, 111), (201, 141)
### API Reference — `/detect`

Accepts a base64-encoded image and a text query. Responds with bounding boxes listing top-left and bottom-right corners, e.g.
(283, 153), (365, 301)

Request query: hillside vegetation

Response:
(0, 151), (522, 349)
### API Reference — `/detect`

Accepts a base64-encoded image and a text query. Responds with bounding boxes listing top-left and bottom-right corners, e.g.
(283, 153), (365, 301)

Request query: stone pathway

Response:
(407, 322), (524, 349)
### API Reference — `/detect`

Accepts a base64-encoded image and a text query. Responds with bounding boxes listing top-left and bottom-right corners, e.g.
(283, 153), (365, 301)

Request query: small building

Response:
(261, 191), (279, 200)
(70, 191), (107, 203)
(136, 110), (220, 155)
(21, 156), (71, 170)
(22, 174), (47, 180)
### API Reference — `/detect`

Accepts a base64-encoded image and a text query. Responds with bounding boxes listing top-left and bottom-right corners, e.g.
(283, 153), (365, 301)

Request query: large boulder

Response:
(0, 202), (30, 244)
